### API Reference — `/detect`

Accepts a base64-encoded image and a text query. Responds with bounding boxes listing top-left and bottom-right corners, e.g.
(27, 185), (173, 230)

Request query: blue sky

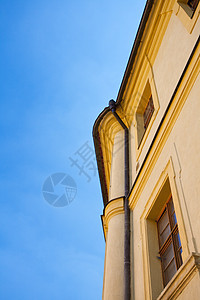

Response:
(0, 0), (146, 299)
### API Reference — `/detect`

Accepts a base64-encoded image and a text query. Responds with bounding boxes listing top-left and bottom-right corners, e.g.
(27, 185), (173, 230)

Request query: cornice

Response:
(101, 197), (124, 240)
(93, 0), (155, 205)
(93, 0), (176, 207)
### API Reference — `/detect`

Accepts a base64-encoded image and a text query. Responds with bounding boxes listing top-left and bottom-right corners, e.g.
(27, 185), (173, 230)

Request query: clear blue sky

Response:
(0, 0), (146, 299)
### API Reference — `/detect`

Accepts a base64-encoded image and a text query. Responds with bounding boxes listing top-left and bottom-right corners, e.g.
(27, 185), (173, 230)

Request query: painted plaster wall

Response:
(176, 271), (200, 300)
(103, 213), (124, 300)
(103, 3), (200, 299)
(130, 11), (200, 187)
(109, 130), (125, 201)
(131, 72), (200, 299)
(129, 8), (200, 299)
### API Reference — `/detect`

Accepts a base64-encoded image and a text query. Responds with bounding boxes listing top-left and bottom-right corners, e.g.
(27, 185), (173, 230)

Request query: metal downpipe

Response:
(109, 99), (131, 300)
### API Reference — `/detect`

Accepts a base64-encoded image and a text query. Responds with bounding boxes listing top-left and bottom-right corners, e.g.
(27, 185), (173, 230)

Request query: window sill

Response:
(157, 252), (200, 300)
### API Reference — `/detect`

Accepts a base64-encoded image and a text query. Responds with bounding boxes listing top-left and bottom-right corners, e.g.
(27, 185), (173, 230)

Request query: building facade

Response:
(93, 0), (200, 299)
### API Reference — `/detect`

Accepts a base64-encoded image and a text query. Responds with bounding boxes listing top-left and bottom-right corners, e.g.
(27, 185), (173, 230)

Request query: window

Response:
(143, 95), (154, 130)
(178, 0), (200, 18)
(187, 0), (199, 11)
(141, 164), (189, 300)
(136, 81), (155, 147)
(175, 0), (200, 33)
(134, 75), (159, 158)
(157, 196), (183, 287)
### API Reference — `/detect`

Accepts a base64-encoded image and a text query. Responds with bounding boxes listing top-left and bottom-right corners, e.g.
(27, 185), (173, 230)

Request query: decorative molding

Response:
(129, 41), (200, 210)
(175, 0), (200, 33)
(134, 62), (160, 160)
(94, 0), (176, 204)
(157, 252), (200, 300)
(102, 197), (124, 239)
(140, 158), (190, 300)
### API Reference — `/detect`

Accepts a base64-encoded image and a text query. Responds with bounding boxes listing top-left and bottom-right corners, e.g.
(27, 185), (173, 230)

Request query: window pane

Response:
(173, 231), (181, 249)
(164, 258), (176, 286)
(161, 242), (174, 269)
(160, 224), (170, 246)
(157, 198), (183, 287)
(143, 96), (154, 129)
(158, 210), (169, 234)
(173, 231), (183, 267)
(168, 198), (177, 229)
(187, 0), (199, 11)
(177, 248), (183, 268)
(168, 198), (174, 214)
(171, 212), (177, 229)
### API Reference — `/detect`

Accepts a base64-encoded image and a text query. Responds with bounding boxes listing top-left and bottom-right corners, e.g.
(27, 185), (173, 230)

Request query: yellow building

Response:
(93, 0), (200, 299)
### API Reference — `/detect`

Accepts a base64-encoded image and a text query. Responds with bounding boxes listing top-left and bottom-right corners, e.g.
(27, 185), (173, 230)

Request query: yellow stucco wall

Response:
(102, 198), (124, 300)
(129, 4), (200, 299)
(109, 131), (125, 201)
(100, 1), (200, 299)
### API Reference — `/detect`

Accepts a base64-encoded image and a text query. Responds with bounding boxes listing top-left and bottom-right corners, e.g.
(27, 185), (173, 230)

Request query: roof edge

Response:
(116, 0), (155, 103)
(93, 0), (155, 206)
